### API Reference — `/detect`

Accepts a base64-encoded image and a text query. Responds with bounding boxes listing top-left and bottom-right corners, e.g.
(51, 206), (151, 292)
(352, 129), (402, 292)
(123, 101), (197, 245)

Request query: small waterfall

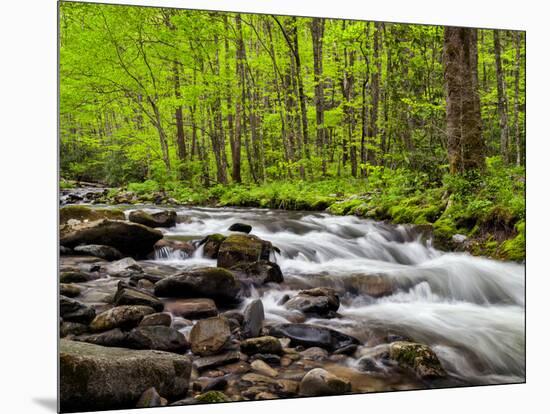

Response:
(150, 205), (524, 385)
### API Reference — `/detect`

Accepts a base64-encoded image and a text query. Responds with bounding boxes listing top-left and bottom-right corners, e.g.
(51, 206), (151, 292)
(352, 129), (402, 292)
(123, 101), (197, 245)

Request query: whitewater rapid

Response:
(142, 206), (525, 385)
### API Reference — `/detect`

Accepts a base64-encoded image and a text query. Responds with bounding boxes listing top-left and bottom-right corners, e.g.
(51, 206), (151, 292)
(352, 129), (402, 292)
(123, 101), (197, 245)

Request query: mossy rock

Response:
(389, 341), (446, 379)
(60, 205), (125, 224)
(217, 234), (273, 268)
(195, 391), (230, 403)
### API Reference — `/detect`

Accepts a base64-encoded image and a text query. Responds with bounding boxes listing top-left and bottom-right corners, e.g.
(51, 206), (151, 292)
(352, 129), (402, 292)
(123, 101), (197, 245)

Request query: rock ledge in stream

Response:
(60, 219), (163, 257)
(154, 267), (240, 303)
(60, 339), (191, 412)
(129, 209), (177, 228)
(59, 205), (125, 225)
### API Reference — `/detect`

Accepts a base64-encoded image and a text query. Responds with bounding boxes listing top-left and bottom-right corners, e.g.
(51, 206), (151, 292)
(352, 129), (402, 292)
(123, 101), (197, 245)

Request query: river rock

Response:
(230, 260), (284, 285)
(60, 339), (191, 412)
(284, 287), (339, 317)
(140, 312), (172, 327)
(136, 387), (165, 408)
(240, 336), (283, 355)
(198, 234), (226, 259)
(228, 223), (252, 233)
(129, 209), (177, 228)
(299, 368), (351, 396)
(103, 257), (143, 277)
(75, 328), (129, 347)
(126, 326), (189, 352)
(60, 205), (125, 225)
(251, 359), (278, 377)
(152, 239), (195, 258)
(73, 244), (123, 261)
(269, 323), (359, 352)
(60, 219), (163, 257)
(89, 305), (155, 332)
(60, 283), (82, 298)
(154, 267), (240, 303)
(194, 376), (228, 392)
(242, 299), (264, 338)
(60, 296), (96, 324)
(114, 284), (163, 311)
(60, 322), (89, 338)
(389, 341), (446, 379)
(217, 234), (274, 268)
(189, 316), (231, 356)
(193, 351), (242, 371)
(300, 347), (329, 360)
(164, 298), (218, 319)
(195, 391), (230, 403)
(60, 246), (74, 256)
(60, 271), (99, 283)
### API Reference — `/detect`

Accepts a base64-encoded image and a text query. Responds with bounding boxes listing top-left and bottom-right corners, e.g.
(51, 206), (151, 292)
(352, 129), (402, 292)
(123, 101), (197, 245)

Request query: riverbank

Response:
(61, 158), (525, 262)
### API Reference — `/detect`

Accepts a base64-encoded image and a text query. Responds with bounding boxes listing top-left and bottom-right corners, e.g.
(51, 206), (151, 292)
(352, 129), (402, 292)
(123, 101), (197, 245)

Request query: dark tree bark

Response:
(494, 30), (510, 163)
(513, 31), (523, 166)
(367, 22), (381, 165)
(443, 27), (485, 174)
(311, 17), (327, 175)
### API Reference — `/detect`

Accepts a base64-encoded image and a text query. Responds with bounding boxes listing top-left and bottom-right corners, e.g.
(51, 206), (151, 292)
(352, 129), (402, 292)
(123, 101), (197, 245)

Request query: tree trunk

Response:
(494, 30), (510, 163)
(443, 27), (484, 174)
(367, 22), (381, 165)
(513, 31), (522, 166)
(173, 62), (186, 163)
(311, 17), (327, 176)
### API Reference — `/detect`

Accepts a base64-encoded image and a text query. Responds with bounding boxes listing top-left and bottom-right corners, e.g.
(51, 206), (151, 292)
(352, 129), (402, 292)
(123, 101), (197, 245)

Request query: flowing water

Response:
(137, 205), (524, 386)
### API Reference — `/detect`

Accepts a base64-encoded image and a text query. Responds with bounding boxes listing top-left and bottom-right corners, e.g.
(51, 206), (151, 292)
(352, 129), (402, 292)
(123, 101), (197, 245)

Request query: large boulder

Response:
(242, 299), (264, 338)
(198, 234), (226, 259)
(154, 267), (240, 303)
(60, 296), (96, 324)
(114, 284), (163, 311)
(126, 326), (189, 353)
(389, 341), (446, 379)
(60, 283), (82, 298)
(59, 205), (124, 225)
(284, 288), (340, 317)
(164, 298), (218, 319)
(189, 316), (231, 356)
(269, 324), (359, 352)
(60, 339), (191, 412)
(217, 234), (274, 268)
(230, 260), (284, 285)
(129, 209), (177, 228)
(299, 368), (351, 396)
(73, 244), (123, 261)
(89, 305), (155, 332)
(60, 219), (163, 257)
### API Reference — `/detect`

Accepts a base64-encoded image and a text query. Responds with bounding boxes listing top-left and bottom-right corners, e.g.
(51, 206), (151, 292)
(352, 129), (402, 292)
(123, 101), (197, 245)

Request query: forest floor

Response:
(61, 158), (525, 262)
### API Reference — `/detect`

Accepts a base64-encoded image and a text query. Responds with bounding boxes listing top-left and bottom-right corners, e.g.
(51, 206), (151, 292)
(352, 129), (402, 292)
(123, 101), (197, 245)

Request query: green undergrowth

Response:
(113, 157), (524, 261)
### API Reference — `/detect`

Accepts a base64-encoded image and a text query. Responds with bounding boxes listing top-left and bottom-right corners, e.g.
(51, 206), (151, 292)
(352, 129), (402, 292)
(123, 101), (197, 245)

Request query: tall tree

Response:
(493, 30), (510, 163)
(443, 26), (484, 173)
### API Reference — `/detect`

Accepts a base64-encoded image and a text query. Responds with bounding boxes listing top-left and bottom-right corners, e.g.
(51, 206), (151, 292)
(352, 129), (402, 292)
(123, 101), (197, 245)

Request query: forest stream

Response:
(60, 191), (525, 408)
